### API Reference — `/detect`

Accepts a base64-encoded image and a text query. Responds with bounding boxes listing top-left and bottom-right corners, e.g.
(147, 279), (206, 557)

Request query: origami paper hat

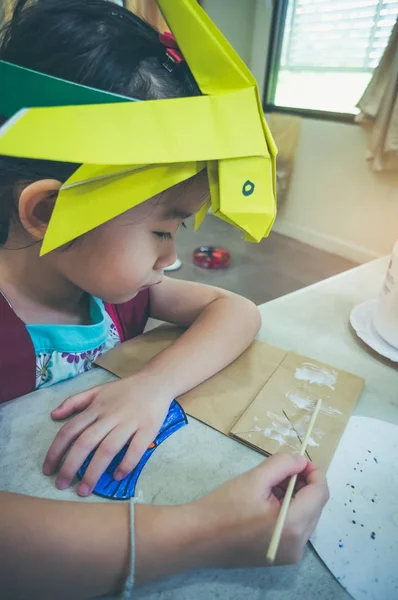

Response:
(0, 0), (277, 255)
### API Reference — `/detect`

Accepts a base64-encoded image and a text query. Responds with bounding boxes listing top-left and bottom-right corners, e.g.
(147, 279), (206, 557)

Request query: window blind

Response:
(281, 0), (398, 71)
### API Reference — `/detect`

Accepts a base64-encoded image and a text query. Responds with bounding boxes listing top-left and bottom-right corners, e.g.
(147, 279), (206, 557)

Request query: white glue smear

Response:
(262, 411), (320, 448)
(295, 362), (337, 390)
(293, 418), (325, 445)
(286, 392), (342, 416)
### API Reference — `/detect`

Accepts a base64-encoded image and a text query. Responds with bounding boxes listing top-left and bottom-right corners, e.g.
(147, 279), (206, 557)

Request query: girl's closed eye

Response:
(153, 222), (187, 240)
(153, 231), (173, 240)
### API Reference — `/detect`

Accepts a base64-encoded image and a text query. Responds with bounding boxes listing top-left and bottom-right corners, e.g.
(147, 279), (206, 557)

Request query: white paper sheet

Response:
(311, 416), (398, 600)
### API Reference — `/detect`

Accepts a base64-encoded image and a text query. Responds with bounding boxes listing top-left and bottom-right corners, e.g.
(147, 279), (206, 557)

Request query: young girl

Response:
(0, 1), (329, 597)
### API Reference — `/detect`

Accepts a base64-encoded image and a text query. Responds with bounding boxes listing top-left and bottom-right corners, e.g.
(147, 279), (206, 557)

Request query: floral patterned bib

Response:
(26, 297), (120, 389)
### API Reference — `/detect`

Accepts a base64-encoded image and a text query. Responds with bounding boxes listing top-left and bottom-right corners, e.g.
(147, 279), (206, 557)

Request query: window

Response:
(265, 0), (398, 119)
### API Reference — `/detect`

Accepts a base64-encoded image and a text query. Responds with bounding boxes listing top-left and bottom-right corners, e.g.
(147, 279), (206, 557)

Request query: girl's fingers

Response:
(76, 425), (134, 496)
(272, 468), (312, 502)
(260, 453), (308, 494)
(272, 486), (285, 502)
(114, 428), (156, 481)
(295, 478), (307, 492)
(54, 419), (116, 490)
(289, 464), (329, 532)
(51, 387), (100, 420)
(301, 460), (323, 481)
(43, 410), (98, 476)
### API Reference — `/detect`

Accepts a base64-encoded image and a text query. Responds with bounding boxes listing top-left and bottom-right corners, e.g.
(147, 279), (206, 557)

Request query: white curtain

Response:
(356, 19), (398, 172)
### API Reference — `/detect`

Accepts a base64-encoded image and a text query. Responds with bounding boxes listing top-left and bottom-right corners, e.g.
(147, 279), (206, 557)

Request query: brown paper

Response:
(96, 326), (364, 469)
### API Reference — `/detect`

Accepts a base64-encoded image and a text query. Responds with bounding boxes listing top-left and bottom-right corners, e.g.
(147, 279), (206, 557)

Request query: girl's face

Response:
(51, 173), (209, 304)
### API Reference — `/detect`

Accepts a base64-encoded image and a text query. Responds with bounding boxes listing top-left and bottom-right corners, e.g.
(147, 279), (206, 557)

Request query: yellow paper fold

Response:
(0, 90), (267, 165)
(41, 162), (205, 255)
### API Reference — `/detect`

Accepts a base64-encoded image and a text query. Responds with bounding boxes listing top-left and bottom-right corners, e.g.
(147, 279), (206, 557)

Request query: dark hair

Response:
(0, 0), (200, 245)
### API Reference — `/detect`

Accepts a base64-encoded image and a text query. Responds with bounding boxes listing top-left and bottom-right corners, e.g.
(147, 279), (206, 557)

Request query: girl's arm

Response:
(0, 455), (329, 600)
(0, 490), (192, 600)
(0, 491), (130, 600)
(146, 277), (262, 395)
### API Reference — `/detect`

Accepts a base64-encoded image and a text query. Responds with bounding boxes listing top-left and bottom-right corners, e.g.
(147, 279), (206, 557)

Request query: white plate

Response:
(350, 299), (398, 363)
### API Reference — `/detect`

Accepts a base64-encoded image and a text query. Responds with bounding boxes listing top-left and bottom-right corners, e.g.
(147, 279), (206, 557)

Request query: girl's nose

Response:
(155, 243), (177, 272)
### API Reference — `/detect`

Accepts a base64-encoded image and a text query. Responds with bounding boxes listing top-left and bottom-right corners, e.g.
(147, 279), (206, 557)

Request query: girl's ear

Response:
(18, 179), (62, 241)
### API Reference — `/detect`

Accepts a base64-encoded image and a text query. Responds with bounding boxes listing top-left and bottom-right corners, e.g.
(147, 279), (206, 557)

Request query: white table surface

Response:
(1, 257), (397, 600)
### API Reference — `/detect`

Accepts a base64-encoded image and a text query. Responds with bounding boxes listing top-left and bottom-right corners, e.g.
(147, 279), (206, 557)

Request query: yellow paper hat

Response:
(0, 0), (277, 255)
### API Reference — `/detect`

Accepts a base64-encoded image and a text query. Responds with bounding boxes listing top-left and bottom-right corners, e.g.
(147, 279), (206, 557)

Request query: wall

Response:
(273, 120), (398, 263)
(202, 0), (398, 263)
(201, 0), (257, 66)
(201, 0), (273, 96)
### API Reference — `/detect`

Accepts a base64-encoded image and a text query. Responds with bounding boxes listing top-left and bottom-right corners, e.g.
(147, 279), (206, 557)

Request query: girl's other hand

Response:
(42, 376), (172, 496)
(190, 453), (329, 569)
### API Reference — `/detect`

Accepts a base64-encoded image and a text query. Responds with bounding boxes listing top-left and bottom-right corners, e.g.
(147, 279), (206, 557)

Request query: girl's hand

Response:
(43, 376), (172, 496)
(189, 453), (329, 569)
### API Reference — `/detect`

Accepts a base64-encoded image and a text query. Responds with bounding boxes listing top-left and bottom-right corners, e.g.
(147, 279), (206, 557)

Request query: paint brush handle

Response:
(266, 473), (298, 563)
(298, 398), (323, 457)
(266, 398), (323, 564)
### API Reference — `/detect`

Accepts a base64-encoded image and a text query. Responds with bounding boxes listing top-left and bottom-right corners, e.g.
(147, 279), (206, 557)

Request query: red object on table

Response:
(193, 246), (231, 269)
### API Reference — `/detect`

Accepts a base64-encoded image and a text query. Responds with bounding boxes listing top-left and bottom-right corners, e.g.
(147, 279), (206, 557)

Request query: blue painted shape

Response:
(77, 400), (188, 500)
(242, 180), (255, 196)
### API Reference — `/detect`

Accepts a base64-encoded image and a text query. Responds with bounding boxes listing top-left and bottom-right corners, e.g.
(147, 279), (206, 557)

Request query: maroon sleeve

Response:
(0, 293), (36, 404)
(104, 289), (150, 343)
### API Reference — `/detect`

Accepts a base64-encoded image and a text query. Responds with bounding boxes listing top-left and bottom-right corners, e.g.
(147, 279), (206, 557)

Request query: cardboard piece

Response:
(0, 0), (277, 256)
(96, 326), (364, 469)
(230, 352), (364, 471)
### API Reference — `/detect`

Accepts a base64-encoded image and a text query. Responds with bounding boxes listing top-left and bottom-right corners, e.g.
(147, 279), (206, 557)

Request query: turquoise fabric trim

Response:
(26, 296), (108, 354)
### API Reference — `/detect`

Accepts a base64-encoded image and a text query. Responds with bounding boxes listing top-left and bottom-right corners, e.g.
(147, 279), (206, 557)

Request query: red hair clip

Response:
(159, 31), (184, 71)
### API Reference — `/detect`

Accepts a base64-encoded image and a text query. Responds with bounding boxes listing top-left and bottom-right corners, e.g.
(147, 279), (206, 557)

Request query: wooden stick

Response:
(265, 398), (322, 564)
